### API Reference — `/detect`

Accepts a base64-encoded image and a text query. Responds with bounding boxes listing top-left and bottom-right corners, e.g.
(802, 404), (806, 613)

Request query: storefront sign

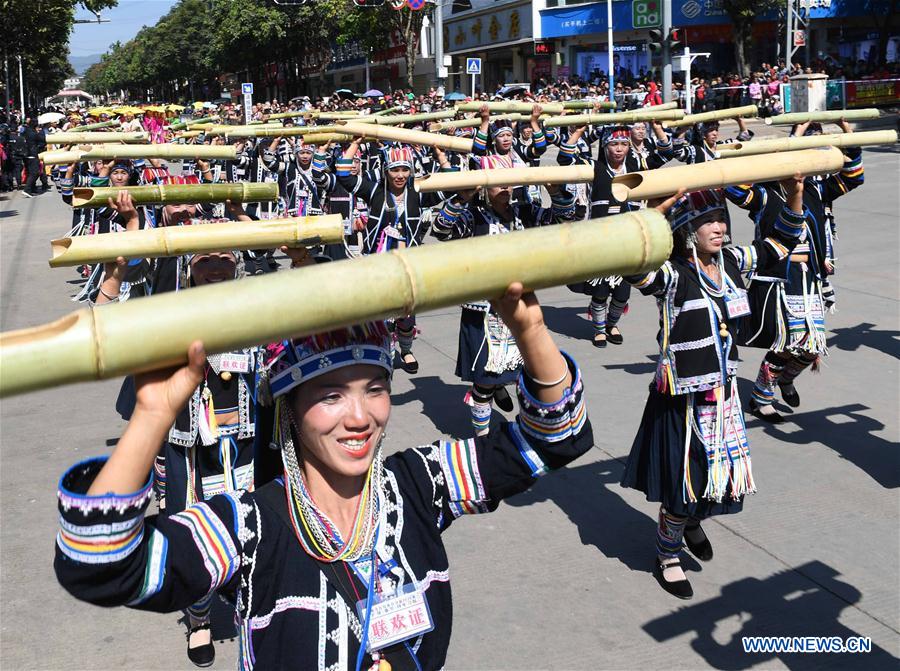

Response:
(632, 0), (661, 28)
(845, 79), (900, 107)
(446, 1), (532, 51)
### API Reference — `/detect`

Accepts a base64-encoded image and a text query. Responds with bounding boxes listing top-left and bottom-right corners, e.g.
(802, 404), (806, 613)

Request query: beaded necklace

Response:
(279, 405), (383, 563)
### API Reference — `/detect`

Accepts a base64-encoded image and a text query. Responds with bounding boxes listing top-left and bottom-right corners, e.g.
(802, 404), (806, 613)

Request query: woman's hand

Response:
(651, 188), (685, 214)
(491, 282), (544, 341)
(133, 340), (206, 425)
(282, 245), (312, 267)
(479, 103), (491, 123)
(107, 190), (140, 227)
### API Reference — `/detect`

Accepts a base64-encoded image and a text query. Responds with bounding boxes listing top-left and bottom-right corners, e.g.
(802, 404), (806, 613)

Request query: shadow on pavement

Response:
(541, 303), (592, 341)
(0, 209), (18, 218)
(604, 354), (659, 376)
(392, 374), (473, 439)
(828, 322), (900, 360)
(642, 560), (898, 670)
(506, 456), (702, 574)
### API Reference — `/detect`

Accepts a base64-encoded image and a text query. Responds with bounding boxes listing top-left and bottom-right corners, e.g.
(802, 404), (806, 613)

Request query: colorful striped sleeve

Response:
(432, 198), (467, 241)
(472, 130), (489, 154)
(557, 141), (578, 166)
(532, 129), (547, 150)
(827, 146), (864, 198)
(311, 151), (329, 174)
(54, 456), (249, 613)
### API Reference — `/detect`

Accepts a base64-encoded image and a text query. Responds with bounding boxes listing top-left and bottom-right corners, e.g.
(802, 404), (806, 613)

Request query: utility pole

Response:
(606, 0), (615, 97)
(434, 0), (445, 95)
(17, 54), (25, 119)
(4, 52), (10, 117)
(785, 0), (792, 70)
(662, 0), (672, 102)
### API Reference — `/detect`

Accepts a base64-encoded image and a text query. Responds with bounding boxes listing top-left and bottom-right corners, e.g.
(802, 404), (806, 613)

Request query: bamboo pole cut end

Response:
(49, 238), (73, 267)
(611, 174), (643, 202)
(71, 189), (94, 208)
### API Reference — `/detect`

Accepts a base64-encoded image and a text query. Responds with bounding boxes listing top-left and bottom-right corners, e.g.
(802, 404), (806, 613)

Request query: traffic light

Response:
(648, 28), (664, 52)
(666, 28), (682, 51)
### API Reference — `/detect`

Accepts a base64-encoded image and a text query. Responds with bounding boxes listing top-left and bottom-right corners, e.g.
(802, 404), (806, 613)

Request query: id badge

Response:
(384, 225), (403, 240)
(219, 353), (251, 373)
(343, 217), (353, 236)
(725, 288), (751, 319)
(356, 584), (434, 652)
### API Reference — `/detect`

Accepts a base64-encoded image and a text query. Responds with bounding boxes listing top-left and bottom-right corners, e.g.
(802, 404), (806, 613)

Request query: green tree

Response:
(722, 0), (780, 77)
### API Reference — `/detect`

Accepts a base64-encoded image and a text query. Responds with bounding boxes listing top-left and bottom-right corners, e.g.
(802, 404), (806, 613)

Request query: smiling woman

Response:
(53, 281), (594, 670)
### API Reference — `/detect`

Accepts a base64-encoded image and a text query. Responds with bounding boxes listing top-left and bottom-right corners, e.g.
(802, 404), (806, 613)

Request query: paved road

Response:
(1, 146), (898, 670)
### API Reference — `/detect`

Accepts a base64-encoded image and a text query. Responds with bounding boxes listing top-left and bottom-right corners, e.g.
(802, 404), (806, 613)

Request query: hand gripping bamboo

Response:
(717, 130), (898, 158)
(47, 131), (149, 145)
(40, 144), (238, 165)
(610, 147), (845, 201)
(415, 165), (595, 193)
(663, 105), (759, 128)
(543, 108), (685, 128)
(339, 121), (474, 153)
(0, 210), (671, 397)
(71, 182), (279, 208)
(764, 109), (880, 125)
(48, 215), (344, 267)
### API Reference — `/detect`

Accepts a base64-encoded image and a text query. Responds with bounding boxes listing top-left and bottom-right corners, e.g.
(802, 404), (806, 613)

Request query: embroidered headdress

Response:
(668, 189), (726, 231)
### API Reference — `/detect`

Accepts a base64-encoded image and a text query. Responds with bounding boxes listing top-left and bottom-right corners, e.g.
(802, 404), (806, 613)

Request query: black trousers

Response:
(24, 157), (47, 194)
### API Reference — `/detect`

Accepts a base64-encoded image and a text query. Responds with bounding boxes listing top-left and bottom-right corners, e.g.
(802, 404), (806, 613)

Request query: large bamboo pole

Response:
(764, 109), (880, 125)
(716, 130), (898, 158)
(357, 110), (456, 125)
(40, 144), (238, 165)
(49, 215), (344, 267)
(298, 132), (354, 144)
(71, 182), (279, 208)
(373, 106), (402, 116)
(313, 112), (365, 121)
(663, 105), (760, 129)
(266, 111), (307, 120)
(339, 121), (474, 152)
(611, 147), (845, 201)
(642, 102), (680, 111)
(543, 108), (685, 128)
(0, 210), (671, 397)
(208, 125), (343, 138)
(429, 113), (528, 131)
(562, 100), (617, 110)
(168, 116), (220, 131)
(48, 131), (149, 145)
(69, 120), (122, 131)
(415, 165), (595, 193)
(456, 101), (569, 114)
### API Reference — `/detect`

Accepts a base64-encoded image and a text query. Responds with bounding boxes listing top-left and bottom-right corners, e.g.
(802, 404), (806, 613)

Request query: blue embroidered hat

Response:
(668, 189), (726, 231)
(267, 321), (394, 398)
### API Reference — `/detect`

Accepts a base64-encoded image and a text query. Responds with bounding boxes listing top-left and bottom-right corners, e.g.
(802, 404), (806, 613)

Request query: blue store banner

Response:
(540, 0), (869, 40)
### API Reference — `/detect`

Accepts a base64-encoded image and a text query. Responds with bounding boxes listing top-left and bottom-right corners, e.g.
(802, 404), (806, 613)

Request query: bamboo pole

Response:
(373, 106), (402, 116)
(543, 108), (685, 128)
(357, 109), (456, 125)
(168, 116), (220, 131)
(49, 215), (344, 267)
(176, 130), (204, 139)
(208, 125), (342, 138)
(69, 120), (122, 131)
(716, 130), (898, 158)
(456, 101), (569, 114)
(339, 121), (474, 153)
(40, 144), (238, 165)
(71, 182), (279, 208)
(48, 131), (149, 145)
(642, 102), (680, 111)
(0, 210), (671, 397)
(663, 105), (760, 129)
(266, 111), (306, 120)
(562, 100), (617, 110)
(415, 165), (595, 193)
(429, 113), (535, 131)
(297, 132), (354, 144)
(610, 147), (845, 201)
(764, 109), (880, 125)
(312, 112), (365, 121)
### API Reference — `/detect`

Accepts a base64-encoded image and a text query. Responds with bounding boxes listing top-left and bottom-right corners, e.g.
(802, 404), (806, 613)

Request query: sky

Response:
(70, 0), (179, 59)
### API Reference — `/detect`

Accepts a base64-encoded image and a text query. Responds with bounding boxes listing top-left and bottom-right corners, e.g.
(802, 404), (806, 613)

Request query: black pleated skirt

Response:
(455, 308), (521, 386)
(620, 387), (745, 519)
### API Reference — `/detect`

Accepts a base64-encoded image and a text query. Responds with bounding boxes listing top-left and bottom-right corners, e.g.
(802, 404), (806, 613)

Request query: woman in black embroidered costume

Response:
(54, 286), (593, 670)
(621, 180), (806, 600)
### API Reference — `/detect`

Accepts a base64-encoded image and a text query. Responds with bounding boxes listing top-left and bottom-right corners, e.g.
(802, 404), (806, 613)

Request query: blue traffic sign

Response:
(466, 58), (482, 75)
(242, 83), (254, 95)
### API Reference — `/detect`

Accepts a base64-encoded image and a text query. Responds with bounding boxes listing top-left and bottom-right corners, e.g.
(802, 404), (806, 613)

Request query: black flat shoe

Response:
(779, 383), (800, 408)
(684, 524), (714, 562)
(187, 624), (215, 668)
(399, 352), (419, 375)
(592, 333), (607, 348)
(655, 557), (693, 600)
(605, 325), (624, 345)
(748, 398), (784, 424)
(493, 386), (514, 413)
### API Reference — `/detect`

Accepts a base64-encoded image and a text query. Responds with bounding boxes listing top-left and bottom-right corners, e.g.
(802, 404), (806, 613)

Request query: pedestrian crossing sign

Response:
(466, 58), (482, 75)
